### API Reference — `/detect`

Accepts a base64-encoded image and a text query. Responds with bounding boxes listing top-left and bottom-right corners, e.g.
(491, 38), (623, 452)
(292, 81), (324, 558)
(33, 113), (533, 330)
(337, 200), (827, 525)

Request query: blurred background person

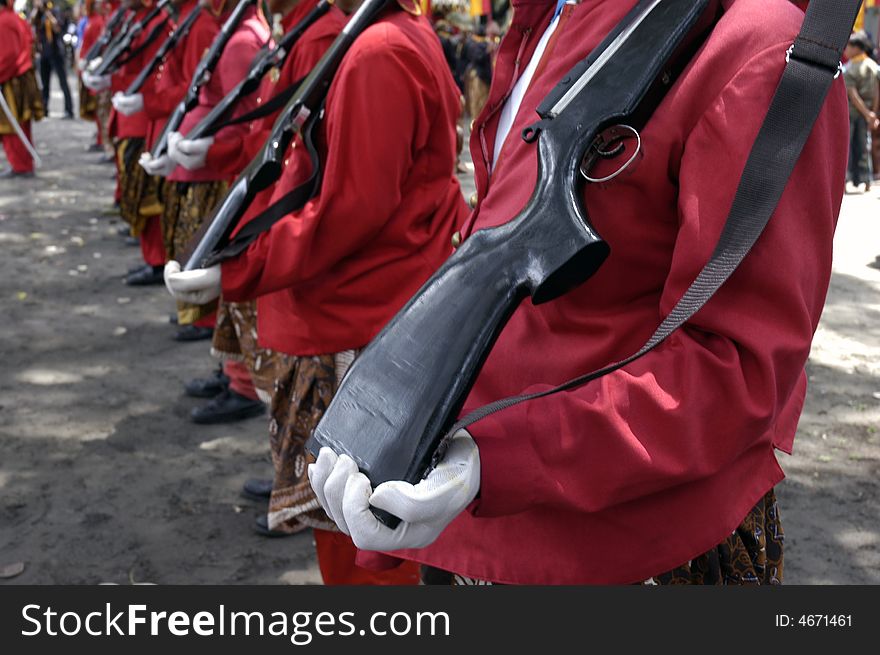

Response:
(31, 0), (75, 119)
(844, 31), (878, 193)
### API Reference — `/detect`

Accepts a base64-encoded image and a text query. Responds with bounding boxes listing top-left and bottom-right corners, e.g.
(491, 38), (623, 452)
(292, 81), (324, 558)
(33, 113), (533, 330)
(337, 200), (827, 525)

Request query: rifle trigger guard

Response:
(580, 124), (641, 184)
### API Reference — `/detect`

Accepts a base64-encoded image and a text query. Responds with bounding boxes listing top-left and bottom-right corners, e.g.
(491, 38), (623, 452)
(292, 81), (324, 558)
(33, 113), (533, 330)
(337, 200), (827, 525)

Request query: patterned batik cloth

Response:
(266, 353), (361, 534)
(117, 136), (163, 237)
(78, 78), (97, 120)
(211, 299), (290, 404)
(421, 490), (784, 585)
(116, 137), (147, 228)
(160, 180), (228, 325)
(0, 69), (45, 135)
(95, 90), (113, 156)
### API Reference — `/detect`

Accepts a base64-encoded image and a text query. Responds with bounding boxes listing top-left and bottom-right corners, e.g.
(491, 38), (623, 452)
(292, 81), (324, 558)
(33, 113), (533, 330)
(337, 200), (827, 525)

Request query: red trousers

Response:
(314, 529), (421, 585)
(139, 215), (166, 267)
(223, 360), (258, 400)
(1, 121), (34, 173)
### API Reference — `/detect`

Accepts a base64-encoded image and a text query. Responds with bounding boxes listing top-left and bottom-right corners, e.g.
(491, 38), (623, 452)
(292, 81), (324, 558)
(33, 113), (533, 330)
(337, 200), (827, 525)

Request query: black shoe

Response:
(184, 368), (229, 398)
(99, 153), (115, 164)
(88, 143), (103, 152)
(0, 168), (35, 179)
(125, 265), (164, 286)
(241, 478), (273, 502)
(128, 262), (150, 275)
(118, 225), (132, 237)
(174, 325), (214, 342)
(169, 313), (179, 325)
(124, 236), (139, 247)
(190, 389), (264, 425)
(253, 515), (298, 538)
(63, 113), (75, 120)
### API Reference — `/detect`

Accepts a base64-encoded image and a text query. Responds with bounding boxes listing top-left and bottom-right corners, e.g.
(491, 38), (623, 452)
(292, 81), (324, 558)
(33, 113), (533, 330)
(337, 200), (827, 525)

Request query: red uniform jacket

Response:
(220, 8), (469, 356)
(389, 0), (848, 584)
(0, 6), (34, 83)
(167, 4), (270, 183)
(111, 6), (174, 139)
(204, 0), (346, 178)
(79, 12), (106, 66)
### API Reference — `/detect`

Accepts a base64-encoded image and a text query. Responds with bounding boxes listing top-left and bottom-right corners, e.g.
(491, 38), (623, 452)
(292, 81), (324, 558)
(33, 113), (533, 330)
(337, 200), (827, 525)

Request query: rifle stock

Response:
(180, 108), (297, 269)
(306, 0), (719, 527)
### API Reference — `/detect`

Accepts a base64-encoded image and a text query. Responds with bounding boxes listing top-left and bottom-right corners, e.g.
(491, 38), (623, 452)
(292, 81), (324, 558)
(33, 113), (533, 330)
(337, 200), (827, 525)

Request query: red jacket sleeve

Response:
(143, 15), (222, 118)
(469, 44), (848, 518)
(221, 40), (427, 298)
(0, 14), (25, 83)
(143, 63), (188, 119)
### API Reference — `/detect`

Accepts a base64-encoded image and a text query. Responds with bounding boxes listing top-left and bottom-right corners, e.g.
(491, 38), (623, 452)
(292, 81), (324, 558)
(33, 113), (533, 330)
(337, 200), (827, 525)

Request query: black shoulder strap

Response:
(446, 0), (860, 436)
(212, 76), (307, 131)
(202, 107), (324, 266)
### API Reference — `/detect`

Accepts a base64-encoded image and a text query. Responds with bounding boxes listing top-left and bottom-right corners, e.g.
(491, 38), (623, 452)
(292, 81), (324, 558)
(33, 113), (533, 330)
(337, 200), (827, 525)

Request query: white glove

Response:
(111, 92), (144, 116)
(163, 260), (221, 304)
(167, 131), (213, 171)
(138, 152), (176, 177)
(83, 72), (111, 92)
(169, 134), (214, 171)
(308, 430), (480, 551)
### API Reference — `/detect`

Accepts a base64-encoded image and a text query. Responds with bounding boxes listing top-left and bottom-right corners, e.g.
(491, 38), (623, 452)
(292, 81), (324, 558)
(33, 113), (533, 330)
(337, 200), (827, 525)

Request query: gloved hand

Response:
(138, 151), (176, 177)
(163, 260), (222, 304)
(308, 430), (480, 551)
(111, 92), (144, 116)
(169, 134), (214, 171)
(82, 72), (111, 92)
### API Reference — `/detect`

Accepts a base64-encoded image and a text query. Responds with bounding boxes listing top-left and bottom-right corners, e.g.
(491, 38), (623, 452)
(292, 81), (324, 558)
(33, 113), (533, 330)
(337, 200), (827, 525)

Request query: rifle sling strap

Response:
(202, 110), (323, 266)
(117, 16), (172, 68)
(210, 76), (306, 133)
(445, 0), (860, 437)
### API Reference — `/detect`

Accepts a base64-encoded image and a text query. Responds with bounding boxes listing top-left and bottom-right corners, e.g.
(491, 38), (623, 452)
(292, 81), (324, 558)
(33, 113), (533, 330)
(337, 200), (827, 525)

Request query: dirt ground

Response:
(1, 84), (878, 586)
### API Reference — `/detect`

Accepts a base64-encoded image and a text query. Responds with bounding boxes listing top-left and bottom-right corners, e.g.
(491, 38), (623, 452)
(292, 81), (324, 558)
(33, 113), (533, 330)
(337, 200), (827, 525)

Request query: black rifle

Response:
(83, 5), (128, 63)
(126, 5), (204, 95)
(183, 0), (334, 142)
(92, 0), (174, 77)
(115, 3), (180, 70)
(149, 0), (259, 159)
(182, 0), (394, 271)
(86, 11), (137, 72)
(306, 0), (721, 527)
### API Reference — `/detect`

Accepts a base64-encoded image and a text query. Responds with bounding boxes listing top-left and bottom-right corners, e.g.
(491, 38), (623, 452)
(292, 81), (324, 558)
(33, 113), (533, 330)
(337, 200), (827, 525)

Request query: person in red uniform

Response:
(166, 0), (346, 501)
(83, 0), (171, 284)
(165, 1), (347, 431)
(77, 0), (106, 151)
(308, 0), (849, 585)
(108, 0), (205, 290)
(157, 0), (270, 343)
(0, 0), (44, 178)
(165, 0), (467, 584)
(81, 0), (118, 158)
(111, 0), (190, 287)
